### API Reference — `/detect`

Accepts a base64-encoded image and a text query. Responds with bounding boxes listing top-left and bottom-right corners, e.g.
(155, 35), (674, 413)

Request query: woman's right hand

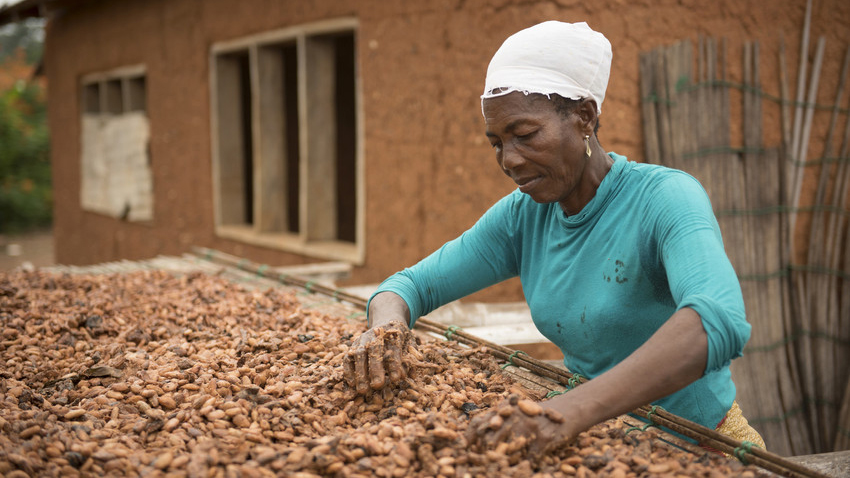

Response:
(342, 292), (413, 395)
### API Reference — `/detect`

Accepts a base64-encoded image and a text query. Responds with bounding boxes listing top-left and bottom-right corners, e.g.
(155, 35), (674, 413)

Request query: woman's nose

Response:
(501, 144), (524, 170)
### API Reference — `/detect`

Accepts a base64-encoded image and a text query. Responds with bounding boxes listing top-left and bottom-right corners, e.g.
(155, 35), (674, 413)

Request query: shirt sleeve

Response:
(368, 193), (522, 327)
(645, 172), (751, 374)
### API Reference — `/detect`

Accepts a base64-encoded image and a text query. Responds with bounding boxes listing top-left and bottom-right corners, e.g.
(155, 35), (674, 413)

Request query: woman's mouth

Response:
(516, 176), (541, 193)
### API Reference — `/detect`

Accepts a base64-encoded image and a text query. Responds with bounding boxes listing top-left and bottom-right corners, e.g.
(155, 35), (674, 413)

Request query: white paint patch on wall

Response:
(80, 112), (152, 221)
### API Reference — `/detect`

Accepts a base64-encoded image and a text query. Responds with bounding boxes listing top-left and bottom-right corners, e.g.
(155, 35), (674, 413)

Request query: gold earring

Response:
(585, 135), (592, 158)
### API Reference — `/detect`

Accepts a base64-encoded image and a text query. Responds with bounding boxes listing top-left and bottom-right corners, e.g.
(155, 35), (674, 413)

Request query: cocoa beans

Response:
(0, 270), (757, 477)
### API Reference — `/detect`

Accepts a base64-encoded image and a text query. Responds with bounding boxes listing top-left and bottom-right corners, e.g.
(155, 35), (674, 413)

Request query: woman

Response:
(344, 20), (765, 453)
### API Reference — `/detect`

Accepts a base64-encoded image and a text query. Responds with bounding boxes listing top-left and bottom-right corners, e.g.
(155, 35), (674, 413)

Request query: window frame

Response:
(209, 18), (364, 264)
(79, 64), (153, 223)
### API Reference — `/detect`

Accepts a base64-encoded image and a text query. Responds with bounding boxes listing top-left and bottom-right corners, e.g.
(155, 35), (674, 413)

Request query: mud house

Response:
(0, 0), (846, 296)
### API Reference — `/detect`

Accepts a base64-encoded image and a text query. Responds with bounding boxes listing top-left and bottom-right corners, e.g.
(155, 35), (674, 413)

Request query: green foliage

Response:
(0, 18), (49, 233)
(0, 80), (51, 233)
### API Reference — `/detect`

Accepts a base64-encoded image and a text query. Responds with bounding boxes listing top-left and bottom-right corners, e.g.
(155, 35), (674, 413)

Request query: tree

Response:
(0, 19), (49, 233)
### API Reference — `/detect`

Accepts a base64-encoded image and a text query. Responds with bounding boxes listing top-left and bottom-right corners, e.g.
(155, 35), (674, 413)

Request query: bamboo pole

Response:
(640, 51), (661, 163)
(696, 36), (717, 195)
(740, 39), (765, 444)
(742, 40), (782, 453)
(799, 35), (829, 452)
(799, 37), (827, 171)
(656, 48), (675, 168)
(801, 34), (830, 452)
(790, 0), (813, 223)
(830, 45), (850, 451)
(739, 40), (804, 455)
(675, 40), (693, 171)
(813, 44), (850, 451)
(778, 18), (817, 454)
(780, 35), (793, 158)
(787, 32), (828, 453)
(731, 40), (757, 441)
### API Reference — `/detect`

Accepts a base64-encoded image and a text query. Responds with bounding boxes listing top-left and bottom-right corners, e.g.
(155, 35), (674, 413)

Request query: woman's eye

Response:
(491, 142), (502, 151)
(516, 130), (536, 141)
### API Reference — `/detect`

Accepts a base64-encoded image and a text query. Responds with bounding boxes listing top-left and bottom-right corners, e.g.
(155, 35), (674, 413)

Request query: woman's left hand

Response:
(466, 394), (579, 458)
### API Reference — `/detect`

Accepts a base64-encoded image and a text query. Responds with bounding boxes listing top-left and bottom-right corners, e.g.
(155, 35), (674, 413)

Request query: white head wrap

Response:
(482, 21), (612, 115)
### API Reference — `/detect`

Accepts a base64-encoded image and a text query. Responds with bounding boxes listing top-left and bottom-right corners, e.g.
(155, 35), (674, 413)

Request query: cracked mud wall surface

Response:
(44, 0), (850, 301)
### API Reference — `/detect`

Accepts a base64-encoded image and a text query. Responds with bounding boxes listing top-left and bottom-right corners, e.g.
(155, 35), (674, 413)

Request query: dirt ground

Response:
(0, 228), (55, 272)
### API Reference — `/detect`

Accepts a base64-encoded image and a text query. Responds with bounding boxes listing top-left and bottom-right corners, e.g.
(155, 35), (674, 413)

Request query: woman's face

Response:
(483, 92), (590, 211)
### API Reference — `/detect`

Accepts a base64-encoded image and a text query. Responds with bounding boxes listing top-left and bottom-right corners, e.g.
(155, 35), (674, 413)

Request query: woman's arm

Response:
(367, 291), (411, 329)
(343, 194), (524, 394)
(547, 306), (707, 434)
(471, 307), (708, 454)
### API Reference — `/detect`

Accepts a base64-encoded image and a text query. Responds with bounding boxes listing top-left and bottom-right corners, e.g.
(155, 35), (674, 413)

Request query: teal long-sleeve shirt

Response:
(371, 153), (750, 429)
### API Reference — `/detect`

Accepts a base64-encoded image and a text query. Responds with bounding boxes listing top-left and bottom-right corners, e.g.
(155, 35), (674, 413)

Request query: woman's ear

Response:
(577, 99), (599, 134)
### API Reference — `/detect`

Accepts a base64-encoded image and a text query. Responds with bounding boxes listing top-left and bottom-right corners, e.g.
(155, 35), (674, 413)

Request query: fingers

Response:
(354, 343), (370, 395)
(384, 329), (406, 383)
(468, 411), (494, 440)
(345, 322), (412, 395)
(466, 406), (513, 449)
(368, 338), (386, 390)
(466, 396), (574, 457)
(342, 352), (356, 387)
(486, 413), (518, 445)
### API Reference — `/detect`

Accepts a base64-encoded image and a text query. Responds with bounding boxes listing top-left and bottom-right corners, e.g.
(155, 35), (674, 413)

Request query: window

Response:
(211, 19), (362, 263)
(80, 66), (152, 222)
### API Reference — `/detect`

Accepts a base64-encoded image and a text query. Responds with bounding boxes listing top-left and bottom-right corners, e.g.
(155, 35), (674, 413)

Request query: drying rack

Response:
(43, 246), (830, 478)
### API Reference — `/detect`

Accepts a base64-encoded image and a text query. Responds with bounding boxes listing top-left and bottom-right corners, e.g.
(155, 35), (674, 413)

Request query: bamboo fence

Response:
(639, 16), (850, 456)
